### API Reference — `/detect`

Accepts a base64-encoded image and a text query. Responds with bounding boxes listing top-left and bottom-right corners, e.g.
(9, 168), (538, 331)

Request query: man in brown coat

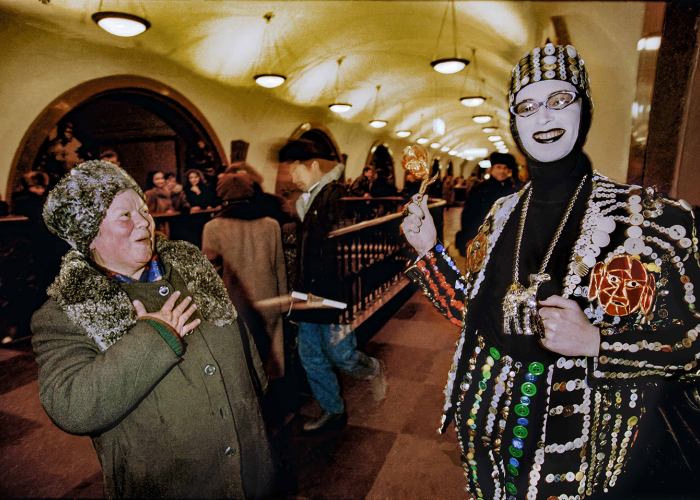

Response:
(32, 160), (274, 498)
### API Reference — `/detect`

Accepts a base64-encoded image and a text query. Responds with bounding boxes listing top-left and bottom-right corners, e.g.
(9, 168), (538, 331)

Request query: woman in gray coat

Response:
(32, 160), (274, 498)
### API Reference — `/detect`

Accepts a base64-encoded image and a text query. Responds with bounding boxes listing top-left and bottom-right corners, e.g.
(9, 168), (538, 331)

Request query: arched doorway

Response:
(7, 75), (226, 201)
(364, 142), (397, 194)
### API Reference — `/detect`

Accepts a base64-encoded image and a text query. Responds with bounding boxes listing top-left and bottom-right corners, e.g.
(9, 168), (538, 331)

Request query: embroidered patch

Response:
(588, 254), (656, 316)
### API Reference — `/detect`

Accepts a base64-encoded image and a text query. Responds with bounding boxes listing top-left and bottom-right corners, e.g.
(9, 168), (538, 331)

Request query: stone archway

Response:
(7, 75), (226, 201)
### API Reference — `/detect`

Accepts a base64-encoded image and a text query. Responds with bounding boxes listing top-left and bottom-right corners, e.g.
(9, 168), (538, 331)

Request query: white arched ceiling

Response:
(0, 0), (647, 162)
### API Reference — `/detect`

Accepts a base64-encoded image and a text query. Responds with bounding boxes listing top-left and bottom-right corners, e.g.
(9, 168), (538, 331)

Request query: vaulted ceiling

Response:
(0, 0), (651, 160)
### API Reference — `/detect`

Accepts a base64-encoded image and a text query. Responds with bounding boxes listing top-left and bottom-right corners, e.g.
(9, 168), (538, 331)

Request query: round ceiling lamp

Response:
(416, 137), (430, 145)
(396, 130), (412, 138)
(488, 135), (502, 142)
(329, 103), (352, 114)
(482, 126), (497, 133)
(430, 142), (442, 149)
(440, 146), (450, 152)
(369, 119), (388, 129)
(431, 58), (469, 75)
(92, 12), (150, 37)
(460, 96), (486, 107)
(472, 114), (492, 124)
(254, 74), (286, 88)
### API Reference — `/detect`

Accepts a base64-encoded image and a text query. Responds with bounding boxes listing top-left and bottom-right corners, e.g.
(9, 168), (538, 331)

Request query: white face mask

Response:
(514, 80), (581, 162)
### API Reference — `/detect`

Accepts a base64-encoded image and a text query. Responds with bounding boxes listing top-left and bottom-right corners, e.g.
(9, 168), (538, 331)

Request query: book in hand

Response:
(291, 291), (347, 309)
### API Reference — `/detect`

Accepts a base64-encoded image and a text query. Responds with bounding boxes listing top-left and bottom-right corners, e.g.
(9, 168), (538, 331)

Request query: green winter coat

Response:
(31, 238), (274, 498)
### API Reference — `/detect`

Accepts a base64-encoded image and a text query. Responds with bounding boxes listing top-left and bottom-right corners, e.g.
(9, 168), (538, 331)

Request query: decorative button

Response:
(521, 382), (537, 397)
(528, 362), (544, 375)
(514, 404), (530, 417)
(158, 285), (170, 297)
(489, 347), (501, 360)
(513, 425), (528, 439)
(204, 364), (217, 376)
(509, 445), (523, 458)
(224, 446), (236, 456)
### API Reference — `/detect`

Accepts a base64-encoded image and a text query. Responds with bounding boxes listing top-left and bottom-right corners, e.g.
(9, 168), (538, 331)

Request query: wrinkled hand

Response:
(538, 295), (600, 357)
(400, 194), (437, 257)
(133, 290), (201, 338)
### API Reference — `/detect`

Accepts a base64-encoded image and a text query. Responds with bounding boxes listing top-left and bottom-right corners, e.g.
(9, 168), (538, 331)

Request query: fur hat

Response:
(43, 160), (144, 255)
(217, 172), (254, 201)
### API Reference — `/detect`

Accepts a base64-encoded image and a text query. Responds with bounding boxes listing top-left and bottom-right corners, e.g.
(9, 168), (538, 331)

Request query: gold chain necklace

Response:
(502, 175), (588, 337)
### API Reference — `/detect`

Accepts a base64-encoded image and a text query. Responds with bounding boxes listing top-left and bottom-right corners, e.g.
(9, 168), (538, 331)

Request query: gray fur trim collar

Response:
(47, 237), (236, 351)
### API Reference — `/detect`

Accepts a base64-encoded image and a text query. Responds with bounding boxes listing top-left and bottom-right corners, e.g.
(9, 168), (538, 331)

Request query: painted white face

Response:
(514, 80), (581, 162)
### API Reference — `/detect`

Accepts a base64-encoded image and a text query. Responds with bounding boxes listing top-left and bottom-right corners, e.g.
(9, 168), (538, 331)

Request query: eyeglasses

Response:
(510, 90), (580, 118)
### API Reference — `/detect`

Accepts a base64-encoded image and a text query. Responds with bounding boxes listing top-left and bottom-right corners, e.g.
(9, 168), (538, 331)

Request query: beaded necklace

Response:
(502, 175), (588, 337)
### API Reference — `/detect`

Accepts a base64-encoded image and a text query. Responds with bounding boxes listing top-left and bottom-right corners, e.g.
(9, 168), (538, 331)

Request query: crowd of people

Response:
(0, 37), (696, 499)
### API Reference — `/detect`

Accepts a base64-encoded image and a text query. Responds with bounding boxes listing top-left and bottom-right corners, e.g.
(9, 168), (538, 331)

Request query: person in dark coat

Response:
(31, 160), (274, 498)
(455, 152), (518, 255)
(278, 139), (386, 434)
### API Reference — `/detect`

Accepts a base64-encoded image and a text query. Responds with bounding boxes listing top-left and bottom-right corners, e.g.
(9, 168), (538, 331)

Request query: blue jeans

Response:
(297, 322), (377, 414)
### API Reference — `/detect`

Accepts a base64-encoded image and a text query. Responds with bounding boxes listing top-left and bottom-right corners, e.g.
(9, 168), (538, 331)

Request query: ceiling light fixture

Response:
(368, 85), (388, 129)
(92, 11), (150, 37)
(441, 146), (451, 152)
(472, 114), (492, 124)
(430, 142), (442, 149)
(396, 130), (412, 138)
(488, 135), (502, 142)
(430, 0), (469, 74)
(253, 12), (287, 88)
(482, 126), (497, 133)
(460, 96), (486, 107)
(329, 56), (352, 114)
(417, 137), (430, 145)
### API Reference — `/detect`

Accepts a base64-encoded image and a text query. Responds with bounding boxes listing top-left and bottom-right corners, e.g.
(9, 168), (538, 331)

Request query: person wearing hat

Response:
(401, 42), (700, 498)
(277, 139), (386, 434)
(202, 171), (288, 379)
(455, 152), (519, 256)
(31, 160), (274, 498)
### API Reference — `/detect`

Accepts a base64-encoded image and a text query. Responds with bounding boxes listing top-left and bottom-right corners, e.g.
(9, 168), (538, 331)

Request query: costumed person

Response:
(455, 152), (518, 256)
(202, 171), (288, 378)
(278, 139), (386, 433)
(31, 161), (274, 498)
(400, 42), (700, 499)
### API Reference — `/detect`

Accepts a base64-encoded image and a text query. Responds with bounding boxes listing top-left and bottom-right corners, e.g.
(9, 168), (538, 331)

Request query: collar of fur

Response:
(47, 236), (236, 351)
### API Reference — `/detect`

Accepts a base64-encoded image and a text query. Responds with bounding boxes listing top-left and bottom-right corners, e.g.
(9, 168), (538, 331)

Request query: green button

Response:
(507, 463), (519, 476)
(505, 482), (517, 495)
(514, 404), (530, 417)
(478, 380), (487, 391)
(482, 370), (492, 380)
(509, 446), (523, 458)
(489, 347), (501, 361)
(513, 425), (528, 439)
(528, 361), (544, 376)
(521, 381), (537, 397)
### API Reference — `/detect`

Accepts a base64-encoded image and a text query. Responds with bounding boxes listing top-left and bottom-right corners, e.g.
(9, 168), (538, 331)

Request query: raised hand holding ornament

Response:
(400, 144), (437, 256)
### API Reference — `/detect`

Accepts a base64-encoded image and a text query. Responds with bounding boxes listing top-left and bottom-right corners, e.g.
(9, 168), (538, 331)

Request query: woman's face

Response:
(188, 172), (200, 186)
(514, 80), (581, 162)
(152, 172), (166, 188)
(89, 189), (155, 279)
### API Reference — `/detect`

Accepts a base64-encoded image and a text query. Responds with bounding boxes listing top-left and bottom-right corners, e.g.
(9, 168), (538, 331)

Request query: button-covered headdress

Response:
(508, 42), (593, 162)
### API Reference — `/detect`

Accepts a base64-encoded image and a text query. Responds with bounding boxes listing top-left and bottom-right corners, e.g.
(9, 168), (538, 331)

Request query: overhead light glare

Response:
(488, 135), (503, 142)
(396, 130), (412, 138)
(329, 103), (352, 114)
(254, 74), (286, 88)
(449, 150), (458, 156)
(479, 160), (492, 169)
(494, 141), (506, 147)
(430, 142), (442, 149)
(432, 118), (446, 136)
(416, 137), (430, 145)
(463, 147), (489, 157)
(441, 146), (450, 152)
(637, 35), (661, 52)
(431, 58), (470, 74)
(473, 115), (492, 124)
(92, 12), (150, 37)
(482, 127), (496, 133)
(369, 119), (388, 129)
(460, 96), (486, 107)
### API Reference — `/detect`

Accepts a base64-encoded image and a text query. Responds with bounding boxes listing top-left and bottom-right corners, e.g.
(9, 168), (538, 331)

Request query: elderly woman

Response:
(402, 43), (700, 498)
(31, 161), (274, 498)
